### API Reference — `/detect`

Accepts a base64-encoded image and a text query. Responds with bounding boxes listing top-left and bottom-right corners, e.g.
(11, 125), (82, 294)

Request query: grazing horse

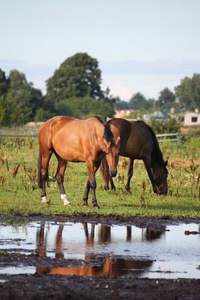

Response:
(37, 116), (120, 208)
(100, 118), (168, 195)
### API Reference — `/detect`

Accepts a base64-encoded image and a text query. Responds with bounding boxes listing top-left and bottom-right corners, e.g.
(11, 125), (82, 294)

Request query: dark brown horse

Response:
(38, 116), (120, 208)
(100, 118), (168, 195)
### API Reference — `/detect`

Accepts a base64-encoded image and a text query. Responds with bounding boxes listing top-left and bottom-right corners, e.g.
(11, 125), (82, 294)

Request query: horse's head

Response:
(153, 161), (168, 195)
(103, 136), (120, 177)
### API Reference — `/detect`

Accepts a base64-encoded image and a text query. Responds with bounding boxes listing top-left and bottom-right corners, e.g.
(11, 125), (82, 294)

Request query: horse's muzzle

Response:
(158, 185), (168, 195)
(109, 170), (117, 177)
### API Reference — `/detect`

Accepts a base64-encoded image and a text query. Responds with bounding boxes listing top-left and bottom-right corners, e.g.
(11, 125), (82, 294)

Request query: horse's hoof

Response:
(93, 205), (100, 209)
(126, 188), (131, 194)
(41, 196), (49, 204)
(41, 200), (49, 204)
(82, 204), (89, 208)
(64, 202), (71, 206)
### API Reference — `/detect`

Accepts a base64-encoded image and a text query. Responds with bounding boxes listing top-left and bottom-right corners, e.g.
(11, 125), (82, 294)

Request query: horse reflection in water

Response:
(36, 223), (165, 276)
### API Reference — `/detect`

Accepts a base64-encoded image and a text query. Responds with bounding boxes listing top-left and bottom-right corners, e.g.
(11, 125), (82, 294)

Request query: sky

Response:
(1, 0), (200, 101)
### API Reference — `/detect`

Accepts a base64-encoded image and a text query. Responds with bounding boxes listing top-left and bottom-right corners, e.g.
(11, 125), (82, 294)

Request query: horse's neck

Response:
(151, 158), (161, 171)
(92, 122), (106, 152)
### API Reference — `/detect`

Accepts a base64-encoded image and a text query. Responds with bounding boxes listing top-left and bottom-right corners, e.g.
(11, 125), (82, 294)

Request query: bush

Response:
(34, 108), (53, 122)
(149, 117), (181, 134)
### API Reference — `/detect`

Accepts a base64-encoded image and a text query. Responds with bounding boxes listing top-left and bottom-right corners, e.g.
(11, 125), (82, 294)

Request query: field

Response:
(0, 134), (199, 219)
(0, 133), (200, 300)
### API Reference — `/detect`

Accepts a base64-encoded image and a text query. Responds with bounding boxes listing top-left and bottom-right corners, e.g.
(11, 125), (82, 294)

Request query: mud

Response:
(1, 214), (200, 299)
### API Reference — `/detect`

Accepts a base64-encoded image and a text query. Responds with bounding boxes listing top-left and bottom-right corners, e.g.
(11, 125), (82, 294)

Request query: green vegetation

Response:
(0, 53), (116, 124)
(0, 136), (199, 219)
(1, 54), (200, 126)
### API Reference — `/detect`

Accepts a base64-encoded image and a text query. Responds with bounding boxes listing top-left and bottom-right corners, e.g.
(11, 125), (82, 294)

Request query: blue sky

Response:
(1, 0), (200, 101)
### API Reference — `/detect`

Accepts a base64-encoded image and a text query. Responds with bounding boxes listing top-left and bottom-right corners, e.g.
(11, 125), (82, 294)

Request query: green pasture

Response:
(0, 135), (199, 219)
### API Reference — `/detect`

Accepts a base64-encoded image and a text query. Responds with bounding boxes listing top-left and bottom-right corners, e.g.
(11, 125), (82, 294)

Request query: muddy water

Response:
(0, 221), (200, 279)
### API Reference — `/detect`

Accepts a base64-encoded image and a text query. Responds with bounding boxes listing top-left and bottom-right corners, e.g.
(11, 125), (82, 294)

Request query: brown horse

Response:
(37, 116), (120, 208)
(100, 118), (168, 195)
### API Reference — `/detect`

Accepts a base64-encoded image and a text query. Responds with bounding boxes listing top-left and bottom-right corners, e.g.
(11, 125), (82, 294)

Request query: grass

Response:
(0, 136), (200, 219)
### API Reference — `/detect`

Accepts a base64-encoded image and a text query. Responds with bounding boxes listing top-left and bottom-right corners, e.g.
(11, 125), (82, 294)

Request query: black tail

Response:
(37, 147), (42, 188)
(99, 156), (112, 189)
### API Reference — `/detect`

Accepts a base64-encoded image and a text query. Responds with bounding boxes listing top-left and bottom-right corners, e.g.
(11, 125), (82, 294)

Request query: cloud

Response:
(0, 60), (24, 66)
(100, 60), (200, 75)
(105, 82), (134, 100)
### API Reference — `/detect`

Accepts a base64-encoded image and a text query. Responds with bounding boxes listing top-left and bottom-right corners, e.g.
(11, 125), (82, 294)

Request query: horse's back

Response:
(38, 116), (104, 162)
(109, 119), (154, 159)
(124, 121), (154, 158)
(38, 116), (74, 149)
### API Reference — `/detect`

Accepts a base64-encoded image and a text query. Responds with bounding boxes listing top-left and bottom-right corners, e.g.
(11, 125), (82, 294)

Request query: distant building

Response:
(143, 111), (165, 122)
(183, 112), (200, 126)
(114, 109), (135, 118)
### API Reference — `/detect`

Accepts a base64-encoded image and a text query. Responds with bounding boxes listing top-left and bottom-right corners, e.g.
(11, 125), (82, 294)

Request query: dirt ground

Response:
(0, 214), (200, 300)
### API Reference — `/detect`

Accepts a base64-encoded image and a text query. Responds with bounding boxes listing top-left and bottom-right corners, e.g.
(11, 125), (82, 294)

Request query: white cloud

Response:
(103, 82), (134, 101)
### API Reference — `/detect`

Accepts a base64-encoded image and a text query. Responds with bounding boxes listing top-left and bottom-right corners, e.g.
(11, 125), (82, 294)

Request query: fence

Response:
(156, 132), (180, 142)
(0, 128), (38, 138)
(0, 128), (199, 142)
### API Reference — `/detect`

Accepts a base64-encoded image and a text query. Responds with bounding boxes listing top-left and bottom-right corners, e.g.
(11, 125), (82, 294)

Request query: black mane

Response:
(136, 121), (166, 169)
(103, 124), (114, 142)
(93, 116), (114, 143)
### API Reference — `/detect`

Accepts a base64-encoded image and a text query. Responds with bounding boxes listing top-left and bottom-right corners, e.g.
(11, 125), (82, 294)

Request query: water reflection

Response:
(1, 221), (200, 279)
(35, 222), (165, 276)
(36, 223), (164, 276)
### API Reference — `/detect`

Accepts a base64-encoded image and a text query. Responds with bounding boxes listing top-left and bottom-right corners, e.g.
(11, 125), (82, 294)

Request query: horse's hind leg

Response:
(125, 158), (134, 191)
(40, 150), (52, 204)
(83, 178), (90, 207)
(55, 156), (71, 206)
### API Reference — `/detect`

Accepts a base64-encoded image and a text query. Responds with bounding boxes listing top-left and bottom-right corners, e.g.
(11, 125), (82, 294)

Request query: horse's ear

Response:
(164, 160), (168, 167)
(103, 138), (111, 150)
(116, 136), (120, 147)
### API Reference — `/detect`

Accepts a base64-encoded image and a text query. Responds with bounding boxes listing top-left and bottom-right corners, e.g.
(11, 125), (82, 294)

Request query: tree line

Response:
(0, 52), (199, 126)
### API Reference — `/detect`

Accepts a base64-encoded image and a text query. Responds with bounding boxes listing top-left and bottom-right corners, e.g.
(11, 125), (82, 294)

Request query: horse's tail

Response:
(99, 156), (111, 189)
(37, 147), (42, 188)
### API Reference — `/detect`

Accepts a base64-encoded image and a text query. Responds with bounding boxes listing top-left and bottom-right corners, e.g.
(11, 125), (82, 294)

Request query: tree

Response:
(61, 96), (115, 121)
(34, 108), (52, 122)
(115, 97), (129, 109)
(129, 92), (150, 110)
(55, 101), (74, 117)
(0, 69), (43, 125)
(157, 87), (175, 109)
(46, 53), (103, 103)
(0, 69), (10, 96)
(175, 73), (200, 111)
(9, 70), (43, 121)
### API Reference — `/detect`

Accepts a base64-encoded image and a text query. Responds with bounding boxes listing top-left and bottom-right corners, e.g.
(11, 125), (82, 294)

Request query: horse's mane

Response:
(136, 121), (166, 168)
(93, 116), (114, 143)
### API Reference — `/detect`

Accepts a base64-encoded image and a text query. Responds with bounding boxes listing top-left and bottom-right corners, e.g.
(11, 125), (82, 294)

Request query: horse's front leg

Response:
(83, 160), (99, 209)
(125, 158), (134, 191)
(143, 157), (157, 193)
(83, 174), (99, 208)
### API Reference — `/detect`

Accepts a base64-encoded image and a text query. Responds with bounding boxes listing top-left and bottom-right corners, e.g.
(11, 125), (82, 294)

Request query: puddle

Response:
(0, 221), (200, 279)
